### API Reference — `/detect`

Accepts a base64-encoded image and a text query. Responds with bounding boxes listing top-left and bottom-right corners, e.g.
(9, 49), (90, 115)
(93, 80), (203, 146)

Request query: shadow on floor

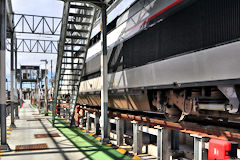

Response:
(51, 118), (131, 160)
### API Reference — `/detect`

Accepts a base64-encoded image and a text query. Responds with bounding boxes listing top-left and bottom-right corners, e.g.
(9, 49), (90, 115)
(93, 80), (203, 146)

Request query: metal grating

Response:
(27, 118), (44, 121)
(15, 143), (48, 152)
(34, 133), (60, 138)
(27, 119), (39, 121)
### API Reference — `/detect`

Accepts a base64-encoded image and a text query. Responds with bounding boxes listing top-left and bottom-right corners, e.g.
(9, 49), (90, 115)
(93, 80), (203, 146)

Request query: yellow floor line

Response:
(89, 133), (95, 136)
(132, 155), (144, 160)
(95, 136), (101, 141)
(116, 148), (127, 155)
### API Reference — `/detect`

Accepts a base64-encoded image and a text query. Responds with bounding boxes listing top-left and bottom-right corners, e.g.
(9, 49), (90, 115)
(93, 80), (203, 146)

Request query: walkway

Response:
(1, 101), (130, 160)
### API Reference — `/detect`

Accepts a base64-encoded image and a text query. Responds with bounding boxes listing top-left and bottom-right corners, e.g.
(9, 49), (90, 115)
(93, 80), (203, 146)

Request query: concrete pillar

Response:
(132, 121), (142, 155)
(86, 111), (91, 132)
(10, 32), (16, 128)
(0, 0), (10, 150)
(100, 3), (108, 143)
(94, 112), (100, 135)
(116, 117), (124, 146)
(155, 126), (170, 160)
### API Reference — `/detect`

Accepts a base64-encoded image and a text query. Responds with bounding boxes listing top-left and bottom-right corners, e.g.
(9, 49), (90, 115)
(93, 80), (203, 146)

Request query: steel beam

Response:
(100, 3), (109, 144)
(0, 0), (10, 150)
(132, 121), (142, 155)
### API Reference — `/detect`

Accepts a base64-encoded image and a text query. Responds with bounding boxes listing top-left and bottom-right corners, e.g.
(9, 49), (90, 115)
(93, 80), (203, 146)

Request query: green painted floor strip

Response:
(49, 118), (131, 160)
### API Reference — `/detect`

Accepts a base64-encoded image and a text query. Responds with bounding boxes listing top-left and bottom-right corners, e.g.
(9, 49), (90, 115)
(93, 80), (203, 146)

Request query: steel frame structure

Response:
(16, 39), (58, 54)
(7, 39), (58, 54)
(13, 13), (62, 36)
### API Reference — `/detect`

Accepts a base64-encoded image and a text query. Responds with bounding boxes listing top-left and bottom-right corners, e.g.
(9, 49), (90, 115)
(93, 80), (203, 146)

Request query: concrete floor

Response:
(1, 101), (87, 160)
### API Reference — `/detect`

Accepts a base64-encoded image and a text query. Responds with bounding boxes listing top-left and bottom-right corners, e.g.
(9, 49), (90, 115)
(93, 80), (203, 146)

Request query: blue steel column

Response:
(0, 0), (10, 150)
(10, 32), (16, 128)
(100, 4), (108, 143)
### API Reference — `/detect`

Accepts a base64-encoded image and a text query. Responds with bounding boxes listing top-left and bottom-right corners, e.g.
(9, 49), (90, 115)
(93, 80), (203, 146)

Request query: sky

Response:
(6, 0), (63, 88)
(6, 0), (136, 89)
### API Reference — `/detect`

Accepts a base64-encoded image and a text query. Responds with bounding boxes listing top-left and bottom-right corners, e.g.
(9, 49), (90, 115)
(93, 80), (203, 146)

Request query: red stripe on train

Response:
(131, 0), (183, 31)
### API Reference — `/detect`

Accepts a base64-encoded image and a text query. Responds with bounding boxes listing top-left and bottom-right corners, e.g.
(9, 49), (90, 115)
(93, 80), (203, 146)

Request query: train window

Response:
(89, 17), (118, 47)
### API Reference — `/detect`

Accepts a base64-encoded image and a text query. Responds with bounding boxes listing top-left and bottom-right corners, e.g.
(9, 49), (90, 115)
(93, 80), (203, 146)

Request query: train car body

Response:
(77, 0), (240, 120)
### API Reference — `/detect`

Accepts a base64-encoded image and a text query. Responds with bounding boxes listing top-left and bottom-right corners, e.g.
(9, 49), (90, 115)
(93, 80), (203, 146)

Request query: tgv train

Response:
(77, 0), (240, 121)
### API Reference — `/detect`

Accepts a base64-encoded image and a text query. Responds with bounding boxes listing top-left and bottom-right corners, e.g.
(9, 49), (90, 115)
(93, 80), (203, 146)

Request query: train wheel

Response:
(164, 105), (182, 122)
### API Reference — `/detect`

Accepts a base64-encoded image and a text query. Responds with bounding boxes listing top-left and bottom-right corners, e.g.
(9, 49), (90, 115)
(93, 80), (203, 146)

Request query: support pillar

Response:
(44, 64), (48, 116)
(116, 117), (124, 146)
(86, 111), (91, 132)
(171, 130), (179, 150)
(108, 121), (111, 137)
(191, 134), (208, 160)
(36, 78), (40, 114)
(94, 112), (100, 135)
(155, 126), (170, 160)
(0, 0), (10, 150)
(63, 107), (66, 118)
(100, 3), (108, 143)
(10, 32), (16, 128)
(20, 72), (22, 110)
(132, 121), (142, 155)
(14, 37), (17, 89)
(14, 37), (19, 119)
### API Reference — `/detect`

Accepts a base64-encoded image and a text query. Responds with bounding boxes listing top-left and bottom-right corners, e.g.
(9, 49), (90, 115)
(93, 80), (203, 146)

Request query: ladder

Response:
(52, 1), (96, 127)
